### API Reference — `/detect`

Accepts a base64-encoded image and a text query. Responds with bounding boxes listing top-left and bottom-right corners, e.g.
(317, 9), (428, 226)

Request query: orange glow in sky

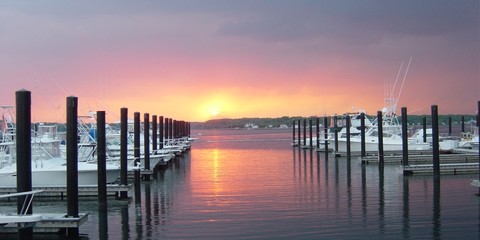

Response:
(0, 2), (478, 123)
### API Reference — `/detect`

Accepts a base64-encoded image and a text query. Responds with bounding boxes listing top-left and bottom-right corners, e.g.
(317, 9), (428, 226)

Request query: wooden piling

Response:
(333, 115), (339, 152)
(316, 118), (320, 149)
(297, 120), (301, 147)
(97, 111), (107, 204)
(448, 116), (452, 136)
(292, 120), (296, 146)
(133, 112), (141, 202)
(432, 105), (440, 177)
(477, 101), (480, 192)
(66, 96), (79, 236)
(461, 115), (465, 133)
(346, 115), (351, 159)
(159, 116), (164, 149)
(303, 119), (307, 148)
(422, 116), (427, 143)
(16, 90), (32, 212)
(401, 107), (409, 166)
(360, 113), (366, 158)
(119, 108), (128, 199)
(16, 90), (33, 237)
(309, 119), (313, 149)
(152, 115), (158, 153)
(144, 113), (151, 178)
(377, 111), (384, 166)
(323, 116), (328, 160)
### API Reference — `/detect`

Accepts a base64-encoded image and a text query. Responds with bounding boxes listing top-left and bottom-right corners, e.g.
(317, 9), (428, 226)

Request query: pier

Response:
(0, 89), (194, 238)
(291, 102), (480, 179)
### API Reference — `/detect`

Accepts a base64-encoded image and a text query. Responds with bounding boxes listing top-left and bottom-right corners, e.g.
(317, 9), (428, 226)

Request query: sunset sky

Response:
(0, 1), (478, 122)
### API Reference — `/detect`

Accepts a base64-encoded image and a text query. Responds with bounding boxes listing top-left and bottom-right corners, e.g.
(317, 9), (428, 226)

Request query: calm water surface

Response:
(4, 128), (480, 239)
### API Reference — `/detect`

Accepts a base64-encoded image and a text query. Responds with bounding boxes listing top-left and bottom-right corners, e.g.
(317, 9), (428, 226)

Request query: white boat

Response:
(0, 190), (43, 226)
(458, 126), (479, 150)
(332, 58), (432, 153)
(0, 108), (120, 187)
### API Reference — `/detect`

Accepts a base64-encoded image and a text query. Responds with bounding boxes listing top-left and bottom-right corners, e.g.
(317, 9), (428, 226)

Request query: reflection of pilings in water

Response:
(378, 164), (385, 235)
(145, 182), (152, 240)
(347, 157), (352, 224)
(433, 178), (441, 239)
(361, 163), (367, 227)
(402, 176), (410, 239)
(292, 148), (297, 180)
(309, 149), (313, 185)
(121, 203), (130, 239)
(98, 204), (108, 240)
(303, 149), (307, 182)
(135, 200), (144, 238)
(334, 157), (339, 212)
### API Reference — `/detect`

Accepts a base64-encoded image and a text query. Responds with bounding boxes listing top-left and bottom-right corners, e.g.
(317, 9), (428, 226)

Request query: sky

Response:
(0, 0), (478, 122)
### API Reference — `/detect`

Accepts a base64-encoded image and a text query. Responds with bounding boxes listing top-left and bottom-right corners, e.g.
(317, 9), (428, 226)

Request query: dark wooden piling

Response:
(16, 90), (33, 237)
(66, 96), (79, 236)
(431, 105), (440, 177)
(461, 115), (465, 133)
(377, 111), (384, 166)
(133, 112), (141, 203)
(303, 118), (307, 148)
(66, 96), (79, 218)
(144, 113), (151, 180)
(477, 101), (480, 192)
(422, 116), (427, 143)
(168, 118), (173, 140)
(346, 115), (351, 159)
(297, 120), (301, 148)
(309, 119), (313, 149)
(16, 90), (32, 211)
(316, 118), (320, 149)
(173, 120), (177, 139)
(292, 120), (296, 146)
(152, 115), (157, 153)
(360, 113), (366, 158)
(119, 108), (128, 199)
(97, 111), (107, 204)
(448, 116), (452, 136)
(323, 116), (329, 160)
(401, 107), (409, 166)
(159, 116), (164, 149)
(333, 115), (339, 152)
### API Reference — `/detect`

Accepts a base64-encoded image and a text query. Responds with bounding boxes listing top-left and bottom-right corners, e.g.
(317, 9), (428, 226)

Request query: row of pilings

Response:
(292, 103), (480, 178)
(14, 89), (192, 238)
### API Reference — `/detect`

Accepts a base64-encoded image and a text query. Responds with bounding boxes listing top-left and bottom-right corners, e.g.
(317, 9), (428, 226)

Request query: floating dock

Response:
(0, 213), (88, 234)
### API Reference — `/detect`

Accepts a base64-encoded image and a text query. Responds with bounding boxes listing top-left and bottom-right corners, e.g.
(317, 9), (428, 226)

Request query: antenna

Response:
(396, 57), (412, 106)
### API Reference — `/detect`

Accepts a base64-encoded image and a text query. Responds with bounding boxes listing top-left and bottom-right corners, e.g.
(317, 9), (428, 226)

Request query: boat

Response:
(0, 107), (120, 187)
(332, 58), (431, 153)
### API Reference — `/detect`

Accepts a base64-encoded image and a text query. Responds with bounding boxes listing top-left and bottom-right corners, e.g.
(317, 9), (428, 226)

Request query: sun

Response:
(209, 106), (221, 117)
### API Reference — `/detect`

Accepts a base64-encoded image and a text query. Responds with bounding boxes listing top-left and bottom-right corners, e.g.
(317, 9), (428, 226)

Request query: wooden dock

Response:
(0, 213), (88, 233)
(362, 153), (478, 164)
(335, 149), (433, 157)
(403, 163), (479, 175)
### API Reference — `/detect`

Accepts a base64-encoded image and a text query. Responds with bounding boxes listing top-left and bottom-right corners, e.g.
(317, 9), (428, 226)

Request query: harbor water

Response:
(3, 128), (480, 239)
